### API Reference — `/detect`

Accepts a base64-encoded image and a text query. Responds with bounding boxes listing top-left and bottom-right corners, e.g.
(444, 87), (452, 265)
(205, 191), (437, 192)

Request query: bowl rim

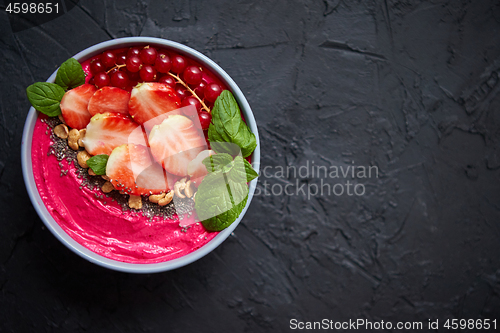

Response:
(21, 37), (260, 273)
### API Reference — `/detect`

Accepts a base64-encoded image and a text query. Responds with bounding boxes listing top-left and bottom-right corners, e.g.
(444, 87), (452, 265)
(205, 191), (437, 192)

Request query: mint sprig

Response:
(199, 90), (258, 231)
(55, 58), (86, 90)
(26, 57), (85, 117)
(86, 154), (109, 175)
(26, 82), (65, 117)
(208, 90), (257, 157)
(195, 153), (258, 231)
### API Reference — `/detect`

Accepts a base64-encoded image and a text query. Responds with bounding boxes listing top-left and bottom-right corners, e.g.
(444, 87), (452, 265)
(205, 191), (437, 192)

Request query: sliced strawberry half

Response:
(60, 84), (97, 129)
(187, 150), (215, 187)
(128, 82), (182, 130)
(83, 112), (147, 156)
(149, 115), (207, 176)
(106, 144), (172, 196)
(88, 86), (130, 116)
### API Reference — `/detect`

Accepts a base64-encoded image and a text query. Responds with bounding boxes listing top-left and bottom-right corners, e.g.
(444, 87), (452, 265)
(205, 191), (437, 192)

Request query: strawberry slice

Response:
(187, 150), (215, 187)
(106, 144), (173, 196)
(88, 86), (130, 116)
(83, 112), (147, 156)
(149, 115), (207, 176)
(128, 82), (182, 130)
(60, 84), (97, 129)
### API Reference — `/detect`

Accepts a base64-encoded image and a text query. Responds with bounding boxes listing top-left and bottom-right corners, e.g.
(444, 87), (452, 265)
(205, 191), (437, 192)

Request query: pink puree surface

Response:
(31, 114), (218, 264)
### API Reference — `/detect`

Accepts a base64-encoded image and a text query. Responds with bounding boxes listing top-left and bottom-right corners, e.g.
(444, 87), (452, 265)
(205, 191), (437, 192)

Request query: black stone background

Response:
(1, 0), (500, 332)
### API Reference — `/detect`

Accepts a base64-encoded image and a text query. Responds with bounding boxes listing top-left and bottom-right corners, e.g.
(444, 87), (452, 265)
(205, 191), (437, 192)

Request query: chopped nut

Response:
(88, 168), (96, 176)
(128, 195), (142, 209)
(101, 175), (110, 181)
(68, 129), (80, 150)
(101, 181), (115, 193)
(158, 191), (173, 206)
(77, 150), (91, 168)
(58, 114), (66, 124)
(174, 177), (187, 198)
(184, 180), (195, 198)
(192, 191), (196, 202)
(78, 129), (86, 147)
(149, 193), (166, 203)
(53, 124), (69, 139)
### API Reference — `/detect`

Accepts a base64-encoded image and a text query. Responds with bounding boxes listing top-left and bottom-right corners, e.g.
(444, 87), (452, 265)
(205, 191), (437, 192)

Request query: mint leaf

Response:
(225, 156), (258, 183)
(212, 90), (242, 138)
(195, 170), (249, 231)
(243, 158), (259, 182)
(208, 125), (240, 156)
(226, 156), (246, 183)
(55, 58), (85, 90)
(26, 82), (65, 117)
(202, 153), (233, 172)
(238, 121), (257, 157)
(87, 154), (109, 175)
(208, 90), (257, 158)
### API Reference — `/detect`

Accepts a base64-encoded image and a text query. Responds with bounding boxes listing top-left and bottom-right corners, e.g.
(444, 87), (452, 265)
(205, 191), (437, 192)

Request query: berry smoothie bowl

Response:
(21, 37), (260, 273)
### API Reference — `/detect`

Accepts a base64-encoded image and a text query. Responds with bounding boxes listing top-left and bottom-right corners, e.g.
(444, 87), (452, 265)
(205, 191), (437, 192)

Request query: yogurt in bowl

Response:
(21, 37), (260, 273)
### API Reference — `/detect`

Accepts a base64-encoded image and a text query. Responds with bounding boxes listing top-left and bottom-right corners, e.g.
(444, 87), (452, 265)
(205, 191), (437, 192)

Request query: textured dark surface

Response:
(1, 0), (500, 332)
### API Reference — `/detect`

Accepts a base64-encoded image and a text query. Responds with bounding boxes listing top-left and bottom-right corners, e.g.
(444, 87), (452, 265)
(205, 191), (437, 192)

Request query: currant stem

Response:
(106, 64), (127, 74)
(167, 72), (211, 113)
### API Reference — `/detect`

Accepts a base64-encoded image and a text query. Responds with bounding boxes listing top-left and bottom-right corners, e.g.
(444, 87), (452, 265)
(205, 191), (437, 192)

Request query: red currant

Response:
(127, 70), (140, 82)
(194, 81), (207, 99)
(126, 55), (142, 72)
(171, 55), (187, 74)
(155, 54), (172, 73)
(116, 54), (127, 65)
(127, 47), (141, 58)
(90, 59), (104, 74)
(183, 66), (202, 86)
(111, 71), (130, 90)
(140, 47), (157, 65)
(101, 51), (116, 68)
(88, 77), (95, 85)
(94, 72), (110, 88)
(159, 75), (175, 87)
(181, 96), (201, 113)
(205, 83), (222, 103)
(157, 49), (168, 57)
(199, 111), (212, 130)
(175, 85), (189, 100)
(108, 67), (119, 77)
(140, 65), (157, 82)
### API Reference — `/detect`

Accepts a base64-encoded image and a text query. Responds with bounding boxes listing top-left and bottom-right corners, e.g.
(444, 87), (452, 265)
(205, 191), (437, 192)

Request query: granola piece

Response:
(78, 129), (86, 147)
(158, 191), (173, 206)
(184, 180), (195, 198)
(77, 150), (91, 168)
(68, 129), (80, 150)
(149, 193), (166, 203)
(54, 124), (69, 139)
(174, 178), (187, 198)
(101, 181), (114, 193)
(128, 195), (142, 209)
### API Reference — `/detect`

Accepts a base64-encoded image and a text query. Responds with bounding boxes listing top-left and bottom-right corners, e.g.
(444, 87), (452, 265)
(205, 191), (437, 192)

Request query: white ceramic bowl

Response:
(21, 37), (260, 273)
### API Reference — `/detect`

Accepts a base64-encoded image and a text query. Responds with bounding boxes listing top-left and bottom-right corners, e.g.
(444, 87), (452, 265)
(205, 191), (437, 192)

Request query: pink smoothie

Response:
(32, 114), (218, 264)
